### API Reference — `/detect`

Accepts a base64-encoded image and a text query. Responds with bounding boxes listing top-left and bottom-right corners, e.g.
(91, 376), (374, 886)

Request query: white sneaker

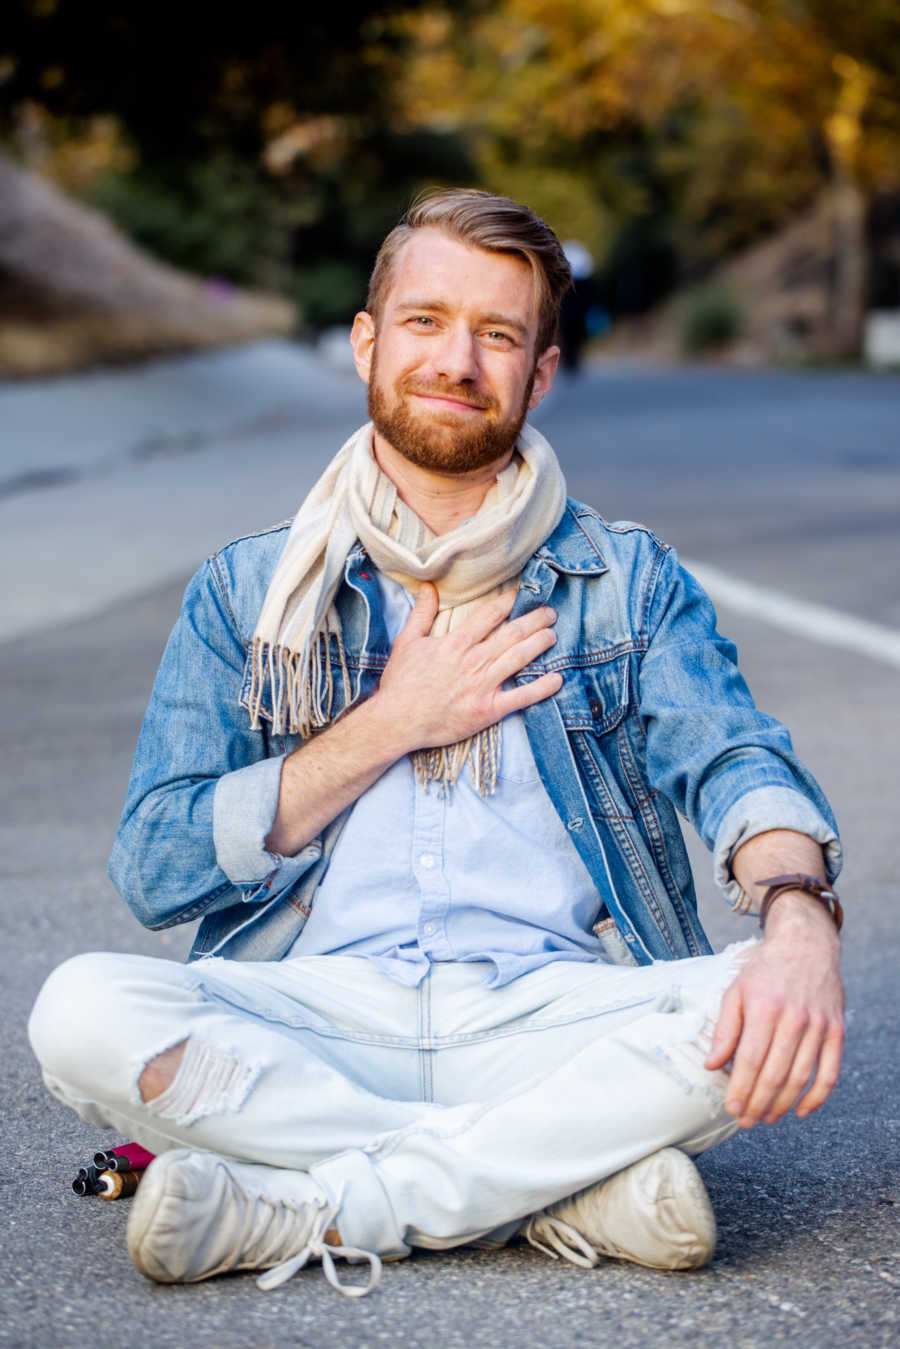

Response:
(126, 1150), (381, 1296)
(522, 1148), (717, 1271)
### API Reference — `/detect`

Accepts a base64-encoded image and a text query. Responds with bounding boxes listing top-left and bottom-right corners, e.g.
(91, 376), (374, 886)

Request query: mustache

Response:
(399, 379), (496, 411)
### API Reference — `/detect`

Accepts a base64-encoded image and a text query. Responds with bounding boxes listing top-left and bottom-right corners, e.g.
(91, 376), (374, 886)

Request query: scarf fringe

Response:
(248, 626), (351, 738)
(249, 629), (500, 796)
(412, 722), (501, 798)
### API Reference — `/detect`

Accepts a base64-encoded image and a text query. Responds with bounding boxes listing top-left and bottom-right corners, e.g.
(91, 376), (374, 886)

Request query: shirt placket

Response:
(412, 780), (453, 961)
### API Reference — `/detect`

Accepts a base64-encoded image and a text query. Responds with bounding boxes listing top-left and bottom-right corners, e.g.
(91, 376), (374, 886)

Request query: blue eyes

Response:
(407, 318), (514, 345)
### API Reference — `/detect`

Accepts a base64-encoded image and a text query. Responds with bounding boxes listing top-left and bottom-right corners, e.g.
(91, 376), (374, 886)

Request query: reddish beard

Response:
(368, 361), (534, 474)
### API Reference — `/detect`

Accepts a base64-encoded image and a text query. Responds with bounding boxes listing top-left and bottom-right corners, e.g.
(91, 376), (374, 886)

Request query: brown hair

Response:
(366, 188), (572, 355)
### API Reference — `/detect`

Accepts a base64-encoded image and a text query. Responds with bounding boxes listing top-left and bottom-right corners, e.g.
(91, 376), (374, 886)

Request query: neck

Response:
(372, 432), (514, 535)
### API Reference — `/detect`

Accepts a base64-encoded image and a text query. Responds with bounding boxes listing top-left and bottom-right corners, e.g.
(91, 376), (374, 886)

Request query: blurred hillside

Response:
(0, 153), (294, 376)
(1, 1), (899, 371)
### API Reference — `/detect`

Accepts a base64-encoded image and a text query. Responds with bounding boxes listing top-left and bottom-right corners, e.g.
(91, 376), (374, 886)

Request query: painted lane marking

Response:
(683, 559), (900, 672)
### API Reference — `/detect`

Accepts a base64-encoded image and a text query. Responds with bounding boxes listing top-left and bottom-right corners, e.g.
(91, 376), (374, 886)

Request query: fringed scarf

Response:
(248, 421), (567, 794)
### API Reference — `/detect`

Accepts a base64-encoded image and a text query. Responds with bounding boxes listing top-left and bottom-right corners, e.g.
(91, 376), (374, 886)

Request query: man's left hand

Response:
(705, 892), (844, 1127)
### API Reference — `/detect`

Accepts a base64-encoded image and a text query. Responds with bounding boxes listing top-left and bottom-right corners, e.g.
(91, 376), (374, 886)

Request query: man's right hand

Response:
(373, 582), (562, 754)
(266, 581), (562, 857)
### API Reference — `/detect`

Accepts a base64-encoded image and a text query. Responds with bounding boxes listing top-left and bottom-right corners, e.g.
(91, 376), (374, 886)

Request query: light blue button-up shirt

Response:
(287, 572), (610, 986)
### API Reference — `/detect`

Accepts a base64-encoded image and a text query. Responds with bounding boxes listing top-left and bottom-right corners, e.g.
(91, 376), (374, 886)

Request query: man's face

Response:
(351, 229), (558, 475)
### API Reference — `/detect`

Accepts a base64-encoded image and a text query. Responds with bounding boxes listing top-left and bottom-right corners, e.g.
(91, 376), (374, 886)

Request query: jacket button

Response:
(589, 698), (603, 717)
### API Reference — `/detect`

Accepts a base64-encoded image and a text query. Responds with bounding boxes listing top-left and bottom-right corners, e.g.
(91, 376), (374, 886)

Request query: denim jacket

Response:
(109, 499), (840, 966)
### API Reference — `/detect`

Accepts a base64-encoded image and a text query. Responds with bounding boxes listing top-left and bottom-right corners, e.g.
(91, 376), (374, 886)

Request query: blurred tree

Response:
(388, 0), (900, 352)
(4, 2), (899, 346)
(1, 3), (421, 159)
(0, 0), (476, 325)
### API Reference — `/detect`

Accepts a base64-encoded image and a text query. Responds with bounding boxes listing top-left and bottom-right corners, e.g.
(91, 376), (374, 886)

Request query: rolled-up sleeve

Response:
(213, 756), (322, 896)
(713, 784), (842, 910)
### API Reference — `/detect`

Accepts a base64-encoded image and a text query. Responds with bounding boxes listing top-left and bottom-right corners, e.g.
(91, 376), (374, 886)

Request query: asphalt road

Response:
(1, 345), (898, 1348)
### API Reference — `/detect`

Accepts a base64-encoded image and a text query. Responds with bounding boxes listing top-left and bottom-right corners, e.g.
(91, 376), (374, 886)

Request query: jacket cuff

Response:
(213, 756), (321, 899)
(714, 785), (843, 912)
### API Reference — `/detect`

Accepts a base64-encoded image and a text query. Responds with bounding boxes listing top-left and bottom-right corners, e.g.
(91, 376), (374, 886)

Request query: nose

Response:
(431, 322), (481, 384)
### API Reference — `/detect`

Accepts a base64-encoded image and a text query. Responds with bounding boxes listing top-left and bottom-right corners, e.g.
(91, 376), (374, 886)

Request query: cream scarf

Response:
(248, 421), (567, 794)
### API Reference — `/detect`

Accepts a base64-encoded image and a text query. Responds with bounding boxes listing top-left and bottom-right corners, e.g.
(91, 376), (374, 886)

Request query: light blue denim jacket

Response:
(109, 499), (841, 966)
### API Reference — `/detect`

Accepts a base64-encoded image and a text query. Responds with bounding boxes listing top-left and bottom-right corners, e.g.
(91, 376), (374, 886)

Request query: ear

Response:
(527, 345), (560, 410)
(350, 311), (376, 384)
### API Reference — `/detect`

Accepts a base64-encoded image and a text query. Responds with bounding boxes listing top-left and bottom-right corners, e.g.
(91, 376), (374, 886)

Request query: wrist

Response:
(754, 870), (842, 935)
(354, 688), (419, 762)
(761, 888), (842, 946)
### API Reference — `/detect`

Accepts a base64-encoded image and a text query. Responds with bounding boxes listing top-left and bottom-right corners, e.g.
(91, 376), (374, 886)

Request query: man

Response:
(29, 190), (844, 1298)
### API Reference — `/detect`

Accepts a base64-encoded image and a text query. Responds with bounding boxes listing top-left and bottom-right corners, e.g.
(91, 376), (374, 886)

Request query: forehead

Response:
(384, 229), (538, 329)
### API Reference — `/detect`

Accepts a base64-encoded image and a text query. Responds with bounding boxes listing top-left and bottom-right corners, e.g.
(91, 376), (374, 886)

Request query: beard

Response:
(368, 358), (534, 475)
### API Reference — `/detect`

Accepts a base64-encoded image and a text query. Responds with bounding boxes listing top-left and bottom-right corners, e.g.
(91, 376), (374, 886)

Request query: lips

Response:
(403, 385), (493, 413)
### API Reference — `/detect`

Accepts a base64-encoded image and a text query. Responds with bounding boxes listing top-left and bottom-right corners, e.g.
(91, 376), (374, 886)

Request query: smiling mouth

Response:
(407, 390), (491, 413)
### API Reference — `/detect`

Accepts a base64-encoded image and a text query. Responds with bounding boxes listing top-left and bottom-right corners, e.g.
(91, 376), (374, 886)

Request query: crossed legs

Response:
(29, 946), (747, 1260)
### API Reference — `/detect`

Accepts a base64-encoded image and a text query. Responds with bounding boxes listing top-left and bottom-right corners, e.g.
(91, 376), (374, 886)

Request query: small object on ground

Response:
(72, 1164), (105, 1196)
(99, 1170), (141, 1200)
(94, 1143), (156, 1173)
(74, 1142), (156, 1196)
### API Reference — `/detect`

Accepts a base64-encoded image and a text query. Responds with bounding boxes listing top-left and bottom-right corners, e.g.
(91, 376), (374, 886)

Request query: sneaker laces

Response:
(256, 1186), (382, 1297)
(522, 1213), (600, 1269)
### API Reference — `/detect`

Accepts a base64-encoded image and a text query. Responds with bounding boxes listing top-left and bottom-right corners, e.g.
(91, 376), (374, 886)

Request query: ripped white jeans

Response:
(28, 943), (751, 1258)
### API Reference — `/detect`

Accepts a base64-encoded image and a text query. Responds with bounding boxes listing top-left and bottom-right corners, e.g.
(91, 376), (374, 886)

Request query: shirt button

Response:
(419, 853), (436, 869)
(423, 923), (436, 936)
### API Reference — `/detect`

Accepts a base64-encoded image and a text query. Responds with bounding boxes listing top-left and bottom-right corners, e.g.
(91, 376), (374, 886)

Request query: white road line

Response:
(684, 559), (900, 671)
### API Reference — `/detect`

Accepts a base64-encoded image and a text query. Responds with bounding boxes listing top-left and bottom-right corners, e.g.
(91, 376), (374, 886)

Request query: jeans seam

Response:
(417, 977), (434, 1103)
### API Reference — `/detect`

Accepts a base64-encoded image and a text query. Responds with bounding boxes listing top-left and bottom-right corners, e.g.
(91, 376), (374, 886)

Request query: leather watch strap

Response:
(757, 873), (843, 932)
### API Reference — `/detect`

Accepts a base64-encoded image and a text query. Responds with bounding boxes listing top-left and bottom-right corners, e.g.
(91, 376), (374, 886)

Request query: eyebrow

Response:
(394, 300), (530, 339)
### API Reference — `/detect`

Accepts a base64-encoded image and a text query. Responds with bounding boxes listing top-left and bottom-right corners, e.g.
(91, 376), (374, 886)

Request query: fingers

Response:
(722, 1007), (778, 1127)
(477, 601), (557, 658)
(795, 1021), (844, 1118)
(731, 1013), (812, 1126)
(495, 671), (563, 716)
(759, 1020), (823, 1123)
(459, 588), (519, 644)
(718, 1000), (844, 1128)
(491, 624), (559, 685)
(398, 582), (440, 642)
(706, 985), (743, 1071)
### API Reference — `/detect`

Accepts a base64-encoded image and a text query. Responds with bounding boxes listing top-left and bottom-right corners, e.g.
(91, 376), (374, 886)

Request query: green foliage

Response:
(291, 261), (369, 329)
(1, 2), (438, 159)
(678, 286), (745, 355)
(83, 155), (298, 290)
(80, 126), (477, 328)
(6, 0), (899, 337)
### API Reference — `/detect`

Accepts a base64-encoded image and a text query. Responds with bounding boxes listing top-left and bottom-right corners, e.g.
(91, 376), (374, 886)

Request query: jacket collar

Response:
(533, 503), (608, 575)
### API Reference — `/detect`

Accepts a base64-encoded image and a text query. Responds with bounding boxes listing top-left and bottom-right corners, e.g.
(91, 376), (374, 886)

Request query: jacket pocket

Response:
(568, 657), (639, 822)
(582, 654), (631, 735)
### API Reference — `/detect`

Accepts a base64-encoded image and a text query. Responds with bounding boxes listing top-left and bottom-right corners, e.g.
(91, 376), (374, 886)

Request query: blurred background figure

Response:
(559, 239), (594, 373)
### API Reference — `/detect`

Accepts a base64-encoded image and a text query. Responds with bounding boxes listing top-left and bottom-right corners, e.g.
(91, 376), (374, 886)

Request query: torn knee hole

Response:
(136, 1037), (261, 1127)
(139, 1040), (188, 1102)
